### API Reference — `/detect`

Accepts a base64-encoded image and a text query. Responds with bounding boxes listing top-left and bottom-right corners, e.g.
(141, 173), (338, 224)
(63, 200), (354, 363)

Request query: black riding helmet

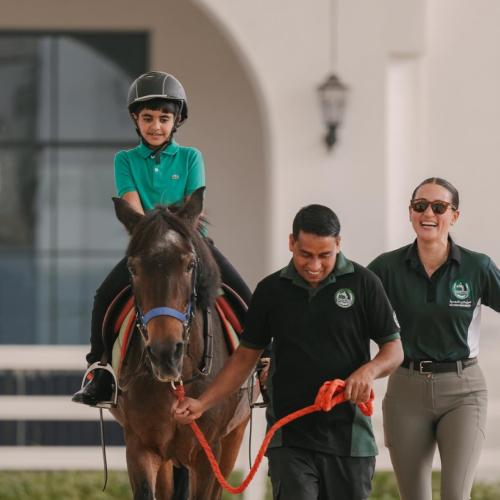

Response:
(127, 71), (188, 125)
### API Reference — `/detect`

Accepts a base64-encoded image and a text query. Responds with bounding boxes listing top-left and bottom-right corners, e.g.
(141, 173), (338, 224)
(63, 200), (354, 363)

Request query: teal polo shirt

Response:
(241, 253), (400, 457)
(114, 139), (205, 211)
(368, 238), (500, 362)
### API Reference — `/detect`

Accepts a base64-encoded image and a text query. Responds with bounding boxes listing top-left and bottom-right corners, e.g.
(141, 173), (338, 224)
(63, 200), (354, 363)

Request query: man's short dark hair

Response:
(129, 98), (181, 117)
(292, 204), (341, 240)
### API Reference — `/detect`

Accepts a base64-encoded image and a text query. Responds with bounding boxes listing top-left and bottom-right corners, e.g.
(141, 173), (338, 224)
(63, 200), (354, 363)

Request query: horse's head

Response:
(113, 188), (221, 383)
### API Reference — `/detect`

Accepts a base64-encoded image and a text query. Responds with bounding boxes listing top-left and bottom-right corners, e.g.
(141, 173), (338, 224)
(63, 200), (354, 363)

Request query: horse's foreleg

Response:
(189, 440), (222, 500)
(154, 461), (176, 500)
(219, 418), (248, 478)
(125, 430), (162, 500)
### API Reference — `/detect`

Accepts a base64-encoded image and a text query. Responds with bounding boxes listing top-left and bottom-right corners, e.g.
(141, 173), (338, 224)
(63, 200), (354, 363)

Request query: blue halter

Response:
(139, 301), (193, 326)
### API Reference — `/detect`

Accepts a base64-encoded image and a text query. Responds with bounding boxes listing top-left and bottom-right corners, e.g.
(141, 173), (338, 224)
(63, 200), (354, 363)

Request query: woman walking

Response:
(368, 177), (500, 500)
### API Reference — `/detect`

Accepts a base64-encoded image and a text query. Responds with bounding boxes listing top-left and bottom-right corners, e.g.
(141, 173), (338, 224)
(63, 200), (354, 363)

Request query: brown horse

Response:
(109, 188), (249, 500)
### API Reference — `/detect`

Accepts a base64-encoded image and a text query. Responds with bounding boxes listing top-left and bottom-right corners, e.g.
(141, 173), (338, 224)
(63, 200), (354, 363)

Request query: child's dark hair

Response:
(292, 204), (341, 240)
(129, 97), (181, 117)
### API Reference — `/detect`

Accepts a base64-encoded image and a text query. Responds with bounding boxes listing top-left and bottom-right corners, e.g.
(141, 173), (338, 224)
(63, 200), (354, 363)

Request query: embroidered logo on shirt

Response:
(335, 288), (355, 308)
(172, 175), (179, 180)
(393, 311), (400, 328)
(452, 280), (470, 300)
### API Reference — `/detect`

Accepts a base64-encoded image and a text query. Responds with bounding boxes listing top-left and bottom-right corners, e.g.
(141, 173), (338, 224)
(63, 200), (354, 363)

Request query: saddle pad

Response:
(107, 286), (245, 376)
(112, 307), (136, 377)
(101, 285), (133, 360)
(215, 294), (242, 354)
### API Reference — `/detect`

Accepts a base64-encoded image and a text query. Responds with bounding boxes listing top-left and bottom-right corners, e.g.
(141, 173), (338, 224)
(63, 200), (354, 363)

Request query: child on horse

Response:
(72, 71), (252, 406)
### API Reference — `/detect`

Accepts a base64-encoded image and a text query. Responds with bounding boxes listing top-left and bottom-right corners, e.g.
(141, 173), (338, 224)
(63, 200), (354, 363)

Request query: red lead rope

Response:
(173, 379), (374, 495)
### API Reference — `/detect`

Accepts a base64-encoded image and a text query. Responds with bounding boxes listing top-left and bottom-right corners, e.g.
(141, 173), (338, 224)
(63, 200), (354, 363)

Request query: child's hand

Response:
(258, 358), (270, 389)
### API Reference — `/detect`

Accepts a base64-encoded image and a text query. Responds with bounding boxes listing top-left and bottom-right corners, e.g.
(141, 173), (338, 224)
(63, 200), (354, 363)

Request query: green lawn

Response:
(0, 471), (500, 499)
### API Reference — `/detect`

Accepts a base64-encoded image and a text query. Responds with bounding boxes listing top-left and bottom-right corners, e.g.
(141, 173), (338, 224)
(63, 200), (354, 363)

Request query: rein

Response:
(173, 380), (375, 495)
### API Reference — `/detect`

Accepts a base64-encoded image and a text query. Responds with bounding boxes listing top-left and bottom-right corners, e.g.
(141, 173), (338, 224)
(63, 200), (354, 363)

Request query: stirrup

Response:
(79, 362), (119, 409)
(249, 362), (268, 409)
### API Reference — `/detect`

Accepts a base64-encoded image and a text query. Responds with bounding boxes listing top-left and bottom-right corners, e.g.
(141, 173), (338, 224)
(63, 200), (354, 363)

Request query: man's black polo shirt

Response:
(368, 238), (500, 362)
(240, 252), (400, 457)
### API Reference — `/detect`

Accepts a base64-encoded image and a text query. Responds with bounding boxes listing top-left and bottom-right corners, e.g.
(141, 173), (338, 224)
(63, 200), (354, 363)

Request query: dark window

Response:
(0, 32), (148, 344)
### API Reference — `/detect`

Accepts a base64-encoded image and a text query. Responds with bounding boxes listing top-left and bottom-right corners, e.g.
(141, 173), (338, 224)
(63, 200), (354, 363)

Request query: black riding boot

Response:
(72, 367), (113, 406)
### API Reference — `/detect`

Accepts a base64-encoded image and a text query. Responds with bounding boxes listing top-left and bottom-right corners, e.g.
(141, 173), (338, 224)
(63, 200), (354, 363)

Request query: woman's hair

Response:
(292, 204), (341, 240)
(129, 98), (181, 117)
(412, 177), (459, 209)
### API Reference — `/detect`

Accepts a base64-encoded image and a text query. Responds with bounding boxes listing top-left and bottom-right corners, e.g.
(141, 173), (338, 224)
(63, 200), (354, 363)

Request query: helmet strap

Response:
(132, 105), (182, 164)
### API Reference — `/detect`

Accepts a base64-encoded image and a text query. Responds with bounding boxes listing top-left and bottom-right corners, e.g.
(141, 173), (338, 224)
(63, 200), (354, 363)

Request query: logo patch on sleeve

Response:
(335, 288), (355, 308)
(393, 311), (400, 328)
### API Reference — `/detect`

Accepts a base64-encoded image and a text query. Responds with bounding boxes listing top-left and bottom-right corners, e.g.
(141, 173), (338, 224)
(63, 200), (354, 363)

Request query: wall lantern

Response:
(318, 0), (348, 150)
(317, 73), (348, 149)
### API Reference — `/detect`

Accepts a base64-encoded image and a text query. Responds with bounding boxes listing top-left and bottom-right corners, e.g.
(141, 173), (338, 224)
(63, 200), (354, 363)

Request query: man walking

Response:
(174, 204), (403, 500)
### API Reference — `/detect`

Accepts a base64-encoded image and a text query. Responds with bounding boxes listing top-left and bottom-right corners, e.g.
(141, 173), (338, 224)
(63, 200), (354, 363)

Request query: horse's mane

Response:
(126, 204), (221, 310)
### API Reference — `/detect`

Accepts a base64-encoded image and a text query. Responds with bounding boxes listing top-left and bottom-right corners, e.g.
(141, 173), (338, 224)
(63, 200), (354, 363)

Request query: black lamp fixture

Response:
(318, 0), (349, 149)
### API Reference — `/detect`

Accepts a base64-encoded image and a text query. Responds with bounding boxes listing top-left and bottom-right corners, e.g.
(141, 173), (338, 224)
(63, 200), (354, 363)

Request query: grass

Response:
(0, 471), (500, 499)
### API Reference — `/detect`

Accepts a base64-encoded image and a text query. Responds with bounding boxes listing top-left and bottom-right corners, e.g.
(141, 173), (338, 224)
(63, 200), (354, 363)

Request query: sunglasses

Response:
(410, 199), (456, 215)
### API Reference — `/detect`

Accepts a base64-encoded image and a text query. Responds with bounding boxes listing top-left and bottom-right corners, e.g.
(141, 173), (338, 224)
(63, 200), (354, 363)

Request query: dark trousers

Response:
(86, 240), (252, 364)
(266, 447), (375, 500)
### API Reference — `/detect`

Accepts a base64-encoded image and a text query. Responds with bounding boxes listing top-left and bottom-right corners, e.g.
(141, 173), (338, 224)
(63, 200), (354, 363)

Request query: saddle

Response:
(100, 283), (248, 379)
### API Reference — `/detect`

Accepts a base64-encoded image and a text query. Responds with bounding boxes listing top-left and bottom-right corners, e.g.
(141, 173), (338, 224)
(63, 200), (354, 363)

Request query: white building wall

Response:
(423, 0), (500, 329)
(199, 0), (428, 269)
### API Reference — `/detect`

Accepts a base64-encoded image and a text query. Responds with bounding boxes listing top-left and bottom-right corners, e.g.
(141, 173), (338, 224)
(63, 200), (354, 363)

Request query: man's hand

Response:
(343, 365), (375, 404)
(344, 339), (403, 404)
(172, 397), (205, 424)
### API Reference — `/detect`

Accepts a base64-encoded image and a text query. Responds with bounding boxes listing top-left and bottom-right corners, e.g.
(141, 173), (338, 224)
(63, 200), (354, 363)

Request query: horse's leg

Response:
(154, 461), (174, 500)
(210, 418), (249, 500)
(125, 430), (161, 500)
(171, 466), (190, 500)
(189, 440), (221, 500)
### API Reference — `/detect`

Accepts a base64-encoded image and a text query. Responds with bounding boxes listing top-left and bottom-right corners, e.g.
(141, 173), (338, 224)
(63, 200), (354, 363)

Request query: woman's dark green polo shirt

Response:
(368, 239), (500, 363)
(240, 253), (400, 457)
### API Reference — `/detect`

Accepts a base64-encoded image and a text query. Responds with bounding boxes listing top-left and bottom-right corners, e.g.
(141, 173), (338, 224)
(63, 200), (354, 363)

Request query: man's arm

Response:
(343, 339), (403, 404)
(173, 345), (263, 424)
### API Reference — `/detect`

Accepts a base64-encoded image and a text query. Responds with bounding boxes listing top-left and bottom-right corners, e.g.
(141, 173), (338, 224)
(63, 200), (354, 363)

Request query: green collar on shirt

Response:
(405, 236), (461, 273)
(137, 139), (180, 158)
(280, 252), (355, 294)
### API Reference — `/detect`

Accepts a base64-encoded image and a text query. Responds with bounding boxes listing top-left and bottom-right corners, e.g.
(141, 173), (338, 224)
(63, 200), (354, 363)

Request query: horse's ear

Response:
(112, 197), (143, 235)
(178, 187), (205, 226)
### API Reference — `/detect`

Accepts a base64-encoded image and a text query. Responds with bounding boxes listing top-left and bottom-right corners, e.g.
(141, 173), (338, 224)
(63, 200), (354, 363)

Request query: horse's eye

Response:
(186, 261), (196, 273)
(128, 266), (138, 277)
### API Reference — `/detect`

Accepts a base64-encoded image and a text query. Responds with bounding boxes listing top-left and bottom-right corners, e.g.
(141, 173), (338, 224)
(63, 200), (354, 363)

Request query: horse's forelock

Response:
(126, 206), (221, 308)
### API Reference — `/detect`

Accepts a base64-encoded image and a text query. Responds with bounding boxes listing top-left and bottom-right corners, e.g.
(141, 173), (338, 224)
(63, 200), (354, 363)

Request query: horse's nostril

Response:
(147, 341), (183, 365)
(174, 342), (183, 359)
(146, 344), (158, 361)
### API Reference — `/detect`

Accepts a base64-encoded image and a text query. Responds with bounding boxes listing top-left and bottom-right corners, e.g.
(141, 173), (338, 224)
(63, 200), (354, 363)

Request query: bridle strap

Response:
(142, 306), (187, 325)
